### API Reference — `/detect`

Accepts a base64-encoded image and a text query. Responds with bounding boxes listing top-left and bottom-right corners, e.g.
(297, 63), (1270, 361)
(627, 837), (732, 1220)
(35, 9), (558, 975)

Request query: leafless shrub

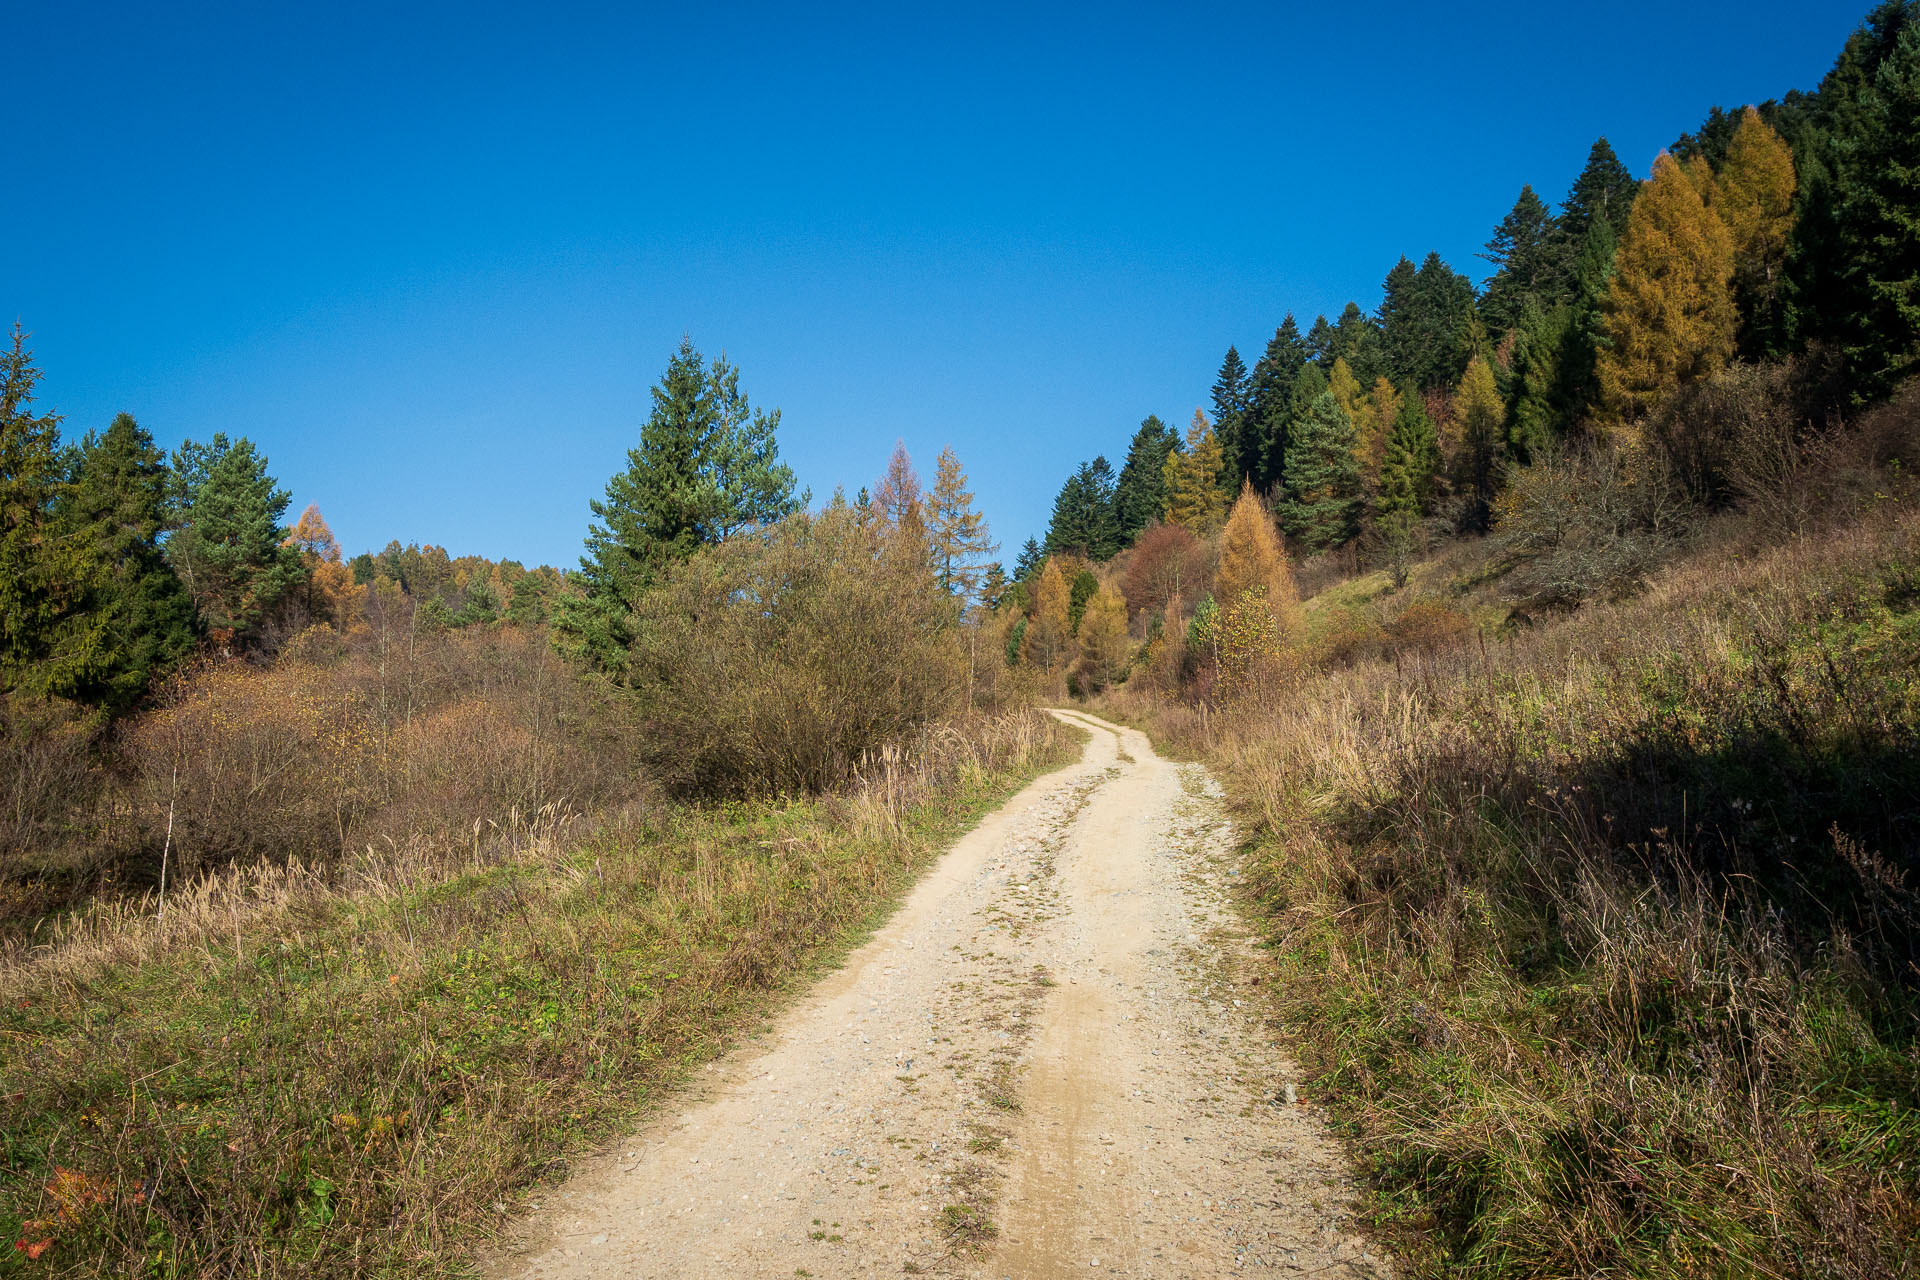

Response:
(1492, 444), (1694, 613)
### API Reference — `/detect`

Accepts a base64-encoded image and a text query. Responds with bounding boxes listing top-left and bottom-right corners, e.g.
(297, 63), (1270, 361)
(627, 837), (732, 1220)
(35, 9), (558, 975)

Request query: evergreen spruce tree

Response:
(1287, 363), (1329, 423)
(1305, 315), (1337, 368)
(1210, 347), (1251, 488)
(1012, 537), (1044, 583)
(167, 433), (304, 643)
(1479, 185), (1564, 338)
(1782, 2), (1916, 369)
(979, 562), (1009, 610)
(1329, 302), (1386, 384)
(1556, 138), (1641, 274)
(1279, 392), (1364, 550)
(1820, 12), (1920, 398)
(1246, 317), (1308, 494)
(1112, 415), (1181, 542)
(1551, 215), (1621, 428)
(1599, 152), (1738, 420)
(1044, 458), (1119, 559)
(560, 339), (802, 670)
(0, 326), (114, 700)
(1382, 254), (1479, 392)
(1377, 256), (1423, 385)
(54, 414), (195, 709)
(1377, 388), (1440, 520)
(1507, 299), (1572, 461)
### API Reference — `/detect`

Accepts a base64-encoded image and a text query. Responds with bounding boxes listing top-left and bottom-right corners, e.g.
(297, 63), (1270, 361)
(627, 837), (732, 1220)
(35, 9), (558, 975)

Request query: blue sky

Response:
(6, 1), (1868, 567)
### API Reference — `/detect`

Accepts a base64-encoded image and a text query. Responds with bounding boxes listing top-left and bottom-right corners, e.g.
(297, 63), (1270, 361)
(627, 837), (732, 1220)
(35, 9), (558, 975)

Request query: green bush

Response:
(622, 508), (968, 795)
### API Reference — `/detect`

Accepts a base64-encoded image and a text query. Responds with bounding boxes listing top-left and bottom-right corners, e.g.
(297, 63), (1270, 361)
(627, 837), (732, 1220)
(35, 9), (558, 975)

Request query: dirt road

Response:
(485, 710), (1384, 1279)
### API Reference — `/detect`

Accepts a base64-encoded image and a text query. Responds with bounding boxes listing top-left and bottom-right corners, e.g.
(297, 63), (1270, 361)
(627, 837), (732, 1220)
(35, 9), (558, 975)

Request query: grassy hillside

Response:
(0, 711), (1070, 1277)
(1112, 498), (1920, 1277)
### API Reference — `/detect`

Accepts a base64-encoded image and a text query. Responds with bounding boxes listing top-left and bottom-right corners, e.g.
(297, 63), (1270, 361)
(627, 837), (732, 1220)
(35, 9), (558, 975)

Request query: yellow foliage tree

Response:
(1214, 482), (1301, 640)
(1716, 107), (1797, 304)
(1161, 410), (1228, 535)
(1329, 358), (1368, 428)
(1599, 152), (1737, 421)
(1075, 584), (1131, 690)
(1022, 557), (1073, 671)
(282, 504), (362, 630)
(1360, 376), (1402, 476)
(1452, 356), (1507, 530)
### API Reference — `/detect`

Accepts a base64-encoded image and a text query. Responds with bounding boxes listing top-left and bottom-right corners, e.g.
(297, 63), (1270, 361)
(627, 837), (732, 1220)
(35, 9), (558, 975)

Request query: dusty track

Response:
(485, 711), (1384, 1279)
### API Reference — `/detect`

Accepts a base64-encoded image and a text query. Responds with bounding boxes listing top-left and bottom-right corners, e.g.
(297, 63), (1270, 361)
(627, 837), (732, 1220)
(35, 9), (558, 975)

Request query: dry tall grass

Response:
(0, 709), (1068, 1276)
(1107, 502), (1920, 1277)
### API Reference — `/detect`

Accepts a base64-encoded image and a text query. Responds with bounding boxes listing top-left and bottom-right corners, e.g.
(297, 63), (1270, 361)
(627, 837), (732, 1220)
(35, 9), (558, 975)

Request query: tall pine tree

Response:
(0, 326), (114, 700)
(1247, 317), (1309, 494)
(1556, 138), (1640, 275)
(167, 434), (304, 644)
(1044, 458), (1119, 559)
(1377, 387), (1440, 520)
(1112, 415), (1181, 542)
(1381, 254), (1479, 391)
(1329, 302), (1386, 384)
(54, 414), (195, 709)
(1210, 347), (1252, 488)
(561, 339), (802, 670)
(1279, 392), (1364, 550)
(1796, 6), (1920, 398)
(1480, 185), (1563, 339)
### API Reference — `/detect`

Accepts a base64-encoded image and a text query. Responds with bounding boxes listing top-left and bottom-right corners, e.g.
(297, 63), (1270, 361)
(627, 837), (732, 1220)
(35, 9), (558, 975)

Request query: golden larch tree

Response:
(871, 441), (922, 527)
(1360, 376), (1402, 476)
(1452, 355), (1507, 530)
(927, 445), (997, 599)
(1599, 152), (1737, 421)
(1075, 583), (1131, 690)
(1161, 410), (1228, 534)
(1022, 557), (1074, 671)
(1329, 358), (1368, 430)
(282, 504), (361, 630)
(1214, 482), (1302, 642)
(1716, 107), (1797, 303)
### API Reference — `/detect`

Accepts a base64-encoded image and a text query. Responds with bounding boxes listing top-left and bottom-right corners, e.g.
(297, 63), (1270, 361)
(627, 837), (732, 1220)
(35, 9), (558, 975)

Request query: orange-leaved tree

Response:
(283, 505), (361, 631)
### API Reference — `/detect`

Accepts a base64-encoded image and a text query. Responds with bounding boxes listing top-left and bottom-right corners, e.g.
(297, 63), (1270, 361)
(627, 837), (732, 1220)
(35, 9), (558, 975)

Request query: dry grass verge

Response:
(0, 710), (1071, 1277)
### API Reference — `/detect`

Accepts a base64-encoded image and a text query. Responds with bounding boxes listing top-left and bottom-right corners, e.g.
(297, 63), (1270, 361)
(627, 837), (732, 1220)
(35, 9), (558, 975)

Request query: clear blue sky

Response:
(6, 1), (1868, 567)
